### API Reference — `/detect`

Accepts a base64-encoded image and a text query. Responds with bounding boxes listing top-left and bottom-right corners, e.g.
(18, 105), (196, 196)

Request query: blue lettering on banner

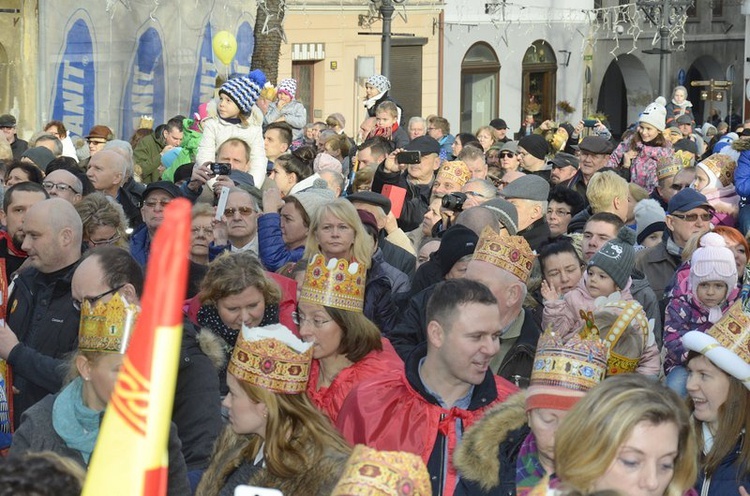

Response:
(51, 14), (96, 139)
(190, 22), (218, 116)
(121, 26), (165, 140)
(232, 21), (255, 76)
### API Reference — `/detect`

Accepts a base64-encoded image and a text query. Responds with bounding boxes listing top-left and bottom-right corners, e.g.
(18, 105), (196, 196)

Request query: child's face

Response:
(638, 122), (660, 143)
(376, 111), (396, 129)
(696, 281), (728, 307)
(692, 167), (711, 192)
(218, 93), (241, 119)
(586, 266), (618, 298)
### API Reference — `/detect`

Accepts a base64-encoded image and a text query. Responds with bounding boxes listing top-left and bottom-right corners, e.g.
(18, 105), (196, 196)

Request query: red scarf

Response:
(367, 122), (399, 141)
(0, 231), (26, 258)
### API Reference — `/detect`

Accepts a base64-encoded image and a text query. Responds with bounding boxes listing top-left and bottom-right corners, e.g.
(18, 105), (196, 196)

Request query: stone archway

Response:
(686, 55), (724, 124)
(597, 54), (653, 139)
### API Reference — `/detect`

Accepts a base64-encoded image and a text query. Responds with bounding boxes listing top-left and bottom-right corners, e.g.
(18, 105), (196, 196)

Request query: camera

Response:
(441, 192), (467, 212)
(582, 119), (597, 128)
(210, 162), (231, 176)
(396, 151), (421, 165)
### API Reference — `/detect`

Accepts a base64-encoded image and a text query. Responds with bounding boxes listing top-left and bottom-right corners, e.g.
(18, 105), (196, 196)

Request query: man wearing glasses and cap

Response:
(0, 114), (28, 160)
(566, 136), (615, 202)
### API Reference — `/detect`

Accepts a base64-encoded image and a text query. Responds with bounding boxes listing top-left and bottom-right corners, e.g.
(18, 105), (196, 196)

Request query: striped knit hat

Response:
(277, 78), (297, 99)
(219, 69), (267, 115)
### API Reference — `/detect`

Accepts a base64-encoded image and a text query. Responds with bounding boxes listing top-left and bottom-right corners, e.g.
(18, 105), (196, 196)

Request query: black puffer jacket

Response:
(364, 258), (399, 335)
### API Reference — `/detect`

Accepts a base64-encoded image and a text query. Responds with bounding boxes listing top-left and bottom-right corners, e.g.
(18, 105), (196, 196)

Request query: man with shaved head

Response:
(86, 149), (142, 228)
(42, 169), (83, 204)
(0, 198), (83, 425)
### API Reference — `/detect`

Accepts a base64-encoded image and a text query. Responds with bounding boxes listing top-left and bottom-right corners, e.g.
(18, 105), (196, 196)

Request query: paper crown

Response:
(78, 293), (138, 354)
(228, 324), (313, 394)
(593, 299), (651, 376)
(698, 153), (737, 187)
(656, 155), (683, 180)
(683, 299), (750, 390)
(331, 444), (432, 496)
(472, 226), (535, 283)
(299, 255), (366, 312)
(436, 160), (472, 187)
(525, 323), (609, 412)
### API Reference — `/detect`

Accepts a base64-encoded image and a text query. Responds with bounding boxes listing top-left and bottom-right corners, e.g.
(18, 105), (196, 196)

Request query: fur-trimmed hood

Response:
(732, 136), (750, 152)
(454, 391), (528, 490)
(196, 329), (228, 369)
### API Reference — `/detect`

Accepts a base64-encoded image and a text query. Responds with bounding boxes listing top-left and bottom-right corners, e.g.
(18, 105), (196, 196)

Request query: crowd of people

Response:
(0, 72), (748, 496)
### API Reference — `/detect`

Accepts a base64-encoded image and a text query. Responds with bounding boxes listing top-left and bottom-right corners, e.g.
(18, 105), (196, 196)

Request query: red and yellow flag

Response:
(83, 198), (192, 496)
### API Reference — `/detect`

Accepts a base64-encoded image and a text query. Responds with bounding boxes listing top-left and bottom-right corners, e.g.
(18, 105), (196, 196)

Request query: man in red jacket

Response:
(336, 278), (518, 496)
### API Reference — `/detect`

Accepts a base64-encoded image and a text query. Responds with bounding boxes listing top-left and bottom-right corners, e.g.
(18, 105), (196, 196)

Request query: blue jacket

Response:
(257, 213), (304, 271)
(734, 142), (750, 199)
(129, 224), (151, 267)
(696, 434), (749, 495)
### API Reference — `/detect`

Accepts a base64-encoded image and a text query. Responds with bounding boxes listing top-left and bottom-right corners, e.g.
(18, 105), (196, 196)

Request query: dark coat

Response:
(380, 235), (416, 280)
(365, 258), (399, 335)
(634, 234), (680, 303)
(133, 132), (166, 184)
(6, 263), (80, 427)
(366, 92), (405, 127)
(117, 185), (144, 231)
(129, 224), (150, 267)
(567, 206), (592, 234)
(518, 218), (551, 253)
(496, 309), (541, 387)
(454, 392), (529, 496)
(372, 163), (433, 232)
(408, 257), (443, 299)
(0, 234), (27, 278)
(11, 138), (28, 160)
(11, 394), (191, 496)
(695, 433), (749, 496)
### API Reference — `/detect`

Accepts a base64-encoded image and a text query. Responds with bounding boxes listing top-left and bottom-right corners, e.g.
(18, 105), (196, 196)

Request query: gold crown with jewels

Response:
(78, 293), (138, 354)
(472, 226), (535, 283)
(299, 254), (366, 313)
(436, 160), (472, 188)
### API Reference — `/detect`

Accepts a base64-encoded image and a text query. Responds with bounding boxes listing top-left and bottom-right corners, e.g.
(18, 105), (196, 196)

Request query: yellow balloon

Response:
(212, 30), (237, 66)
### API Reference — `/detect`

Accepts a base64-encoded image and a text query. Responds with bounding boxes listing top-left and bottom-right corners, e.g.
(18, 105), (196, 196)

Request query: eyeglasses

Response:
(670, 212), (712, 222)
(191, 226), (214, 236)
(670, 183), (690, 191)
(224, 206), (255, 217)
(427, 127), (436, 131)
(499, 152), (515, 158)
(292, 312), (332, 328)
(547, 208), (572, 217)
(88, 234), (121, 247)
(143, 199), (172, 208)
(73, 285), (125, 311)
(42, 181), (80, 194)
(87, 139), (105, 145)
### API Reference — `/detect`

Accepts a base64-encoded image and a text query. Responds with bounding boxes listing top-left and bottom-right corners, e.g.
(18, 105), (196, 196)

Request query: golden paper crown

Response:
(656, 155), (682, 180)
(228, 324), (313, 394)
(594, 300), (650, 375)
(436, 160), (472, 187)
(699, 153), (737, 187)
(529, 322), (609, 394)
(331, 445), (432, 496)
(472, 226), (535, 283)
(78, 293), (138, 354)
(260, 82), (277, 102)
(299, 255), (366, 312)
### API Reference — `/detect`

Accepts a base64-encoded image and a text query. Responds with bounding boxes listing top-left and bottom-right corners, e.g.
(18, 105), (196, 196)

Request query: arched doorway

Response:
(460, 42), (500, 133)
(597, 54), (653, 139)
(521, 40), (557, 125)
(0, 43), (7, 114)
(686, 55), (724, 125)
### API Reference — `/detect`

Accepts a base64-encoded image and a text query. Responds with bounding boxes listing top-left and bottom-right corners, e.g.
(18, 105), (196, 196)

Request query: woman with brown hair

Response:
(196, 325), (350, 495)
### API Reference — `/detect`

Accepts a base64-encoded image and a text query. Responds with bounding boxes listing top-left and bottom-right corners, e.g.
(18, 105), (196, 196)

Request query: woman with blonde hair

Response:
(476, 125), (497, 152)
(303, 199), (398, 333)
(551, 374), (698, 495)
(196, 324), (350, 495)
(74, 192), (130, 250)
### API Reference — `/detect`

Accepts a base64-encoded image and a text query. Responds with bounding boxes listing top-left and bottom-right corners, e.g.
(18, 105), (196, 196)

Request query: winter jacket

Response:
(117, 185), (144, 230)
(663, 289), (738, 373)
(389, 285), (436, 359)
(307, 338), (402, 423)
(11, 394), (190, 496)
(733, 138), (750, 198)
(6, 263), (80, 427)
(336, 342), (518, 496)
(496, 309), (542, 386)
(195, 116), (267, 188)
(694, 433), (750, 496)
(264, 100), (308, 141)
(567, 206), (592, 234)
(665, 100), (694, 126)
(518, 218), (551, 253)
(364, 91), (405, 126)
(365, 258), (399, 335)
(454, 392), (530, 496)
(380, 236), (417, 280)
(631, 270), (664, 348)
(372, 163), (433, 232)
(129, 224), (150, 267)
(372, 248), (411, 295)
(289, 172), (322, 196)
(635, 235), (680, 302)
(196, 426), (349, 496)
(133, 132), (166, 184)
(702, 185), (740, 227)
(608, 138), (673, 192)
(257, 212), (304, 272)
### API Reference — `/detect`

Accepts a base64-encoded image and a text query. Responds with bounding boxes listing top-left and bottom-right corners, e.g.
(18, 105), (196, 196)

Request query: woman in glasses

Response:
(296, 254), (401, 423)
(74, 192), (130, 250)
(499, 141), (521, 173)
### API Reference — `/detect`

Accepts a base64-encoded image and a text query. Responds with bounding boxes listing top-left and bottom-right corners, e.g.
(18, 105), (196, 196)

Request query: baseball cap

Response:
(667, 188), (711, 214)
(405, 136), (440, 155)
(489, 118), (508, 130)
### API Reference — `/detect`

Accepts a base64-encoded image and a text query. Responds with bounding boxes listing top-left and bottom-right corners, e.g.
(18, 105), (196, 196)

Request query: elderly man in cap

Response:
(500, 174), (551, 251)
(129, 181), (182, 266)
(372, 135), (442, 232)
(549, 152), (579, 186)
(0, 114), (28, 159)
(490, 118), (511, 144)
(636, 188), (713, 302)
(517, 134), (550, 181)
(566, 136), (615, 201)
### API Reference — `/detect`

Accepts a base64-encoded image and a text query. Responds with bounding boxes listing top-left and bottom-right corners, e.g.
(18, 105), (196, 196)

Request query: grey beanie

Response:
(588, 227), (636, 290)
(481, 198), (518, 235)
(634, 199), (666, 245)
(291, 184), (336, 221)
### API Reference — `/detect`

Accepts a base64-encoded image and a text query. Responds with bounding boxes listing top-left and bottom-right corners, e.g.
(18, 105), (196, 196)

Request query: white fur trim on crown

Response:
(683, 330), (750, 390)
(240, 323), (313, 353)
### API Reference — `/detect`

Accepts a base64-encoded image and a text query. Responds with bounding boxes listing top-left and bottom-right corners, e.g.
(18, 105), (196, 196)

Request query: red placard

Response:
(381, 184), (407, 219)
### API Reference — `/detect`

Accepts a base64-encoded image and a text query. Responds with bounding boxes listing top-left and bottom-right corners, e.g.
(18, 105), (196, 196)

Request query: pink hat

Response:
(690, 232), (737, 300)
(313, 152), (343, 175)
(277, 78), (297, 99)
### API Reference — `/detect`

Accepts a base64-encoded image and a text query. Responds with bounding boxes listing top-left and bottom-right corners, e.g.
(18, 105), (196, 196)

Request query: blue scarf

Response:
(52, 377), (102, 464)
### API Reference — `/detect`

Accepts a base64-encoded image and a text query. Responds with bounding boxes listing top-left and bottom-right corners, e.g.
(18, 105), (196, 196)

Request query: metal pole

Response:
(659, 25), (669, 97)
(380, 0), (395, 80)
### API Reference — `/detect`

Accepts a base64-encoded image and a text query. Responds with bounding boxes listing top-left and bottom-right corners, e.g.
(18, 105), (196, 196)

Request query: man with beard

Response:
(0, 182), (48, 276)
